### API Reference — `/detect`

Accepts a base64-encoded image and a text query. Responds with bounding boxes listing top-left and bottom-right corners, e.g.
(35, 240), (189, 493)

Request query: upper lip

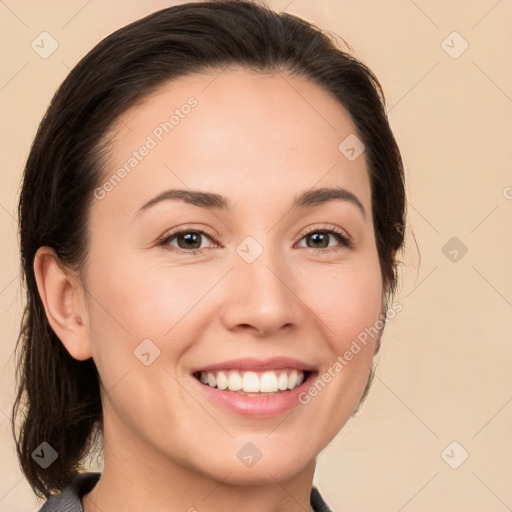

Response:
(191, 357), (317, 373)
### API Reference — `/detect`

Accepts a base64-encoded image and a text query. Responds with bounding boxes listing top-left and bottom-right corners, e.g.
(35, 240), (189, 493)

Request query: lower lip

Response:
(192, 371), (317, 417)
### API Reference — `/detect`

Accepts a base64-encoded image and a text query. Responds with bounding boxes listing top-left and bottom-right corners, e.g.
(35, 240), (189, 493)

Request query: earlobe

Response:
(33, 247), (93, 361)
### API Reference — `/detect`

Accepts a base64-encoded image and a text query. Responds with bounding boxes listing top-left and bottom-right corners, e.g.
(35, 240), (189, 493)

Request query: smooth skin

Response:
(34, 67), (386, 512)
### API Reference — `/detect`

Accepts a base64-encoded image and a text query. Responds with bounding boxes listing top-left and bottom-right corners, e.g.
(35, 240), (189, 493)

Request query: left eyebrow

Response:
(133, 186), (366, 221)
(291, 186), (367, 220)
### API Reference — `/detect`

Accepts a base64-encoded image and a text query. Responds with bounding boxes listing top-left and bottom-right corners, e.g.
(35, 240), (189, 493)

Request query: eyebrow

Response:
(134, 186), (367, 220)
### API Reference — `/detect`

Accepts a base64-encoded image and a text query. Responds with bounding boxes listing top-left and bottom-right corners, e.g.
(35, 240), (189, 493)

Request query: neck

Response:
(82, 402), (317, 512)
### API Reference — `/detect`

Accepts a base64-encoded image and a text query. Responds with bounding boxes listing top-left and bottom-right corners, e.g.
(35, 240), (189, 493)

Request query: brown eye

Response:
(174, 231), (204, 250)
(297, 226), (353, 252)
(306, 231), (331, 249)
(158, 228), (218, 254)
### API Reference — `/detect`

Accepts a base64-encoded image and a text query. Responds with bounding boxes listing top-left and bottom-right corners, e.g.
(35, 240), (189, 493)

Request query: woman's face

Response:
(82, 68), (384, 484)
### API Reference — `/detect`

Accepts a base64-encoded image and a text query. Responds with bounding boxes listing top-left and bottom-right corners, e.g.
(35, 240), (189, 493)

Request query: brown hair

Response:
(13, 0), (406, 499)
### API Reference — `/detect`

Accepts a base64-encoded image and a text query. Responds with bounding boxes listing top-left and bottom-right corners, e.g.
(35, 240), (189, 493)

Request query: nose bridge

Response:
(222, 234), (300, 335)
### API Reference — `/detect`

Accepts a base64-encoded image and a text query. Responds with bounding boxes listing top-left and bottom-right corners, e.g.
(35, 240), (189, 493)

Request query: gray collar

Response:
(38, 472), (333, 512)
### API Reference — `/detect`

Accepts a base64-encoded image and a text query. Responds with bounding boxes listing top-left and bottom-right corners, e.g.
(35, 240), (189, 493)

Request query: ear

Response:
(33, 246), (93, 361)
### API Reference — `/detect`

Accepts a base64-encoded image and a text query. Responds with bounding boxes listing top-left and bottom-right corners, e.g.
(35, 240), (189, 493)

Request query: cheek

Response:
(86, 253), (196, 330)
(84, 252), (221, 367)
(85, 233), (383, 384)
(86, 245), (383, 350)
(300, 255), (384, 348)
(291, 255), (383, 442)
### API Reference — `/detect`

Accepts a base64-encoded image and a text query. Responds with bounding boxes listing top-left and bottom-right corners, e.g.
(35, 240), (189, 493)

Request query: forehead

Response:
(94, 67), (371, 219)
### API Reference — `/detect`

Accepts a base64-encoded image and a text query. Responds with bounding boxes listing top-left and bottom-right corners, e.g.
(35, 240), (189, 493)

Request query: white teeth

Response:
(277, 371), (288, 390)
(198, 369), (307, 393)
(260, 371), (278, 392)
(287, 369), (298, 390)
(216, 371), (228, 390)
(242, 371), (260, 392)
(227, 370), (242, 391)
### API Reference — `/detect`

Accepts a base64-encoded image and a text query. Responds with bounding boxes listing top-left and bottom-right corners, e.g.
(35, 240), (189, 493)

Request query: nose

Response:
(220, 242), (303, 338)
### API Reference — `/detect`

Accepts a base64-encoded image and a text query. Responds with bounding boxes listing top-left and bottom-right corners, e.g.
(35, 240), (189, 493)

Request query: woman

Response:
(12, 1), (406, 510)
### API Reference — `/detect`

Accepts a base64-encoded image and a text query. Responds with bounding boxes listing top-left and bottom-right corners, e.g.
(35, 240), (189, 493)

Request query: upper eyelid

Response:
(160, 225), (217, 243)
(297, 223), (351, 241)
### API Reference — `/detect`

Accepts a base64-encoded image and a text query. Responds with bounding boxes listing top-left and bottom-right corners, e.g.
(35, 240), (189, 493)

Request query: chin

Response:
(196, 447), (316, 486)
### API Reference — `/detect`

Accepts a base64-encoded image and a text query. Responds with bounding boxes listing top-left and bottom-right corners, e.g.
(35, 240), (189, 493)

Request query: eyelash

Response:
(157, 224), (353, 256)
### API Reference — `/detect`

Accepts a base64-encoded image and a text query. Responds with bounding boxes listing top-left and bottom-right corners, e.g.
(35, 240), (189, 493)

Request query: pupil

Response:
(310, 232), (328, 248)
(177, 232), (329, 250)
(180, 232), (200, 249)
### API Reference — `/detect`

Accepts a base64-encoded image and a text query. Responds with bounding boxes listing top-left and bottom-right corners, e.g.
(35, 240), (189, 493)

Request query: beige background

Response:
(1, 1), (511, 510)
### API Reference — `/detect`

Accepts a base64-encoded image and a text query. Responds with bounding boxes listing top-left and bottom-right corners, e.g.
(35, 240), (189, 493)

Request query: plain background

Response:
(1, 1), (511, 510)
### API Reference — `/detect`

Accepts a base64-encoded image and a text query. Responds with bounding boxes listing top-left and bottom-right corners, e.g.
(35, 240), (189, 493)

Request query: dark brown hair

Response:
(13, 0), (406, 499)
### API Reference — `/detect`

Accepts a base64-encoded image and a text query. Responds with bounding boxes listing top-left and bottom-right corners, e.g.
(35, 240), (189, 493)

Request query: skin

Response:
(34, 68), (387, 512)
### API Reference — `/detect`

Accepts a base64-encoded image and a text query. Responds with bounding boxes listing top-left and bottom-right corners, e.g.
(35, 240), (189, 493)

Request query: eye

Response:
(157, 224), (353, 255)
(296, 225), (353, 253)
(157, 227), (219, 255)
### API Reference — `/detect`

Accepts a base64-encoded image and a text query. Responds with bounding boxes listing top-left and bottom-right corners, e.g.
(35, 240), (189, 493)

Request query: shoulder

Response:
(37, 472), (101, 512)
(36, 473), (331, 512)
(311, 484), (334, 512)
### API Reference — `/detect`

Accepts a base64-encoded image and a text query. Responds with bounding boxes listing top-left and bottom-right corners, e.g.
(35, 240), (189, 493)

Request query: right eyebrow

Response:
(134, 189), (230, 219)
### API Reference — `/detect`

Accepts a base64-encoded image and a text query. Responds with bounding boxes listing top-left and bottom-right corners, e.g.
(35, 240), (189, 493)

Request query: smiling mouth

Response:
(193, 368), (312, 395)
